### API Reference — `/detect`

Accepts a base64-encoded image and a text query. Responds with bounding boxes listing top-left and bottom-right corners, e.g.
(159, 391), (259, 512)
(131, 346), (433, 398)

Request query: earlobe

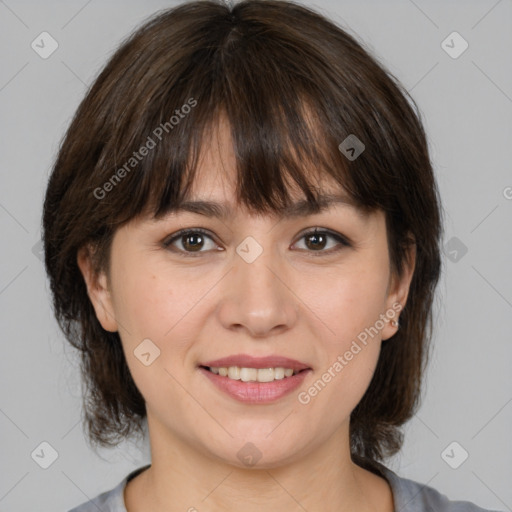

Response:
(76, 245), (118, 333)
(382, 241), (417, 340)
(394, 242), (417, 309)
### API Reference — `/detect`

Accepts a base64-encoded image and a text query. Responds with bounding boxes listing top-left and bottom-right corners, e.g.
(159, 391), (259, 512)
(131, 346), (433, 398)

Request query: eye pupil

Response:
(183, 233), (204, 251)
(306, 233), (327, 250)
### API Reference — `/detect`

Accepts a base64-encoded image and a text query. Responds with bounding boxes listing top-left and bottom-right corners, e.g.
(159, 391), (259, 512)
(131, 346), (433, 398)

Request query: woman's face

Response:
(78, 117), (415, 469)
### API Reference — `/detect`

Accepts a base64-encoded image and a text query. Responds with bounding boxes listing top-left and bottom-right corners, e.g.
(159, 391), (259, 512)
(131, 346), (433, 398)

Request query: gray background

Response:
(1, 0), (511, 511)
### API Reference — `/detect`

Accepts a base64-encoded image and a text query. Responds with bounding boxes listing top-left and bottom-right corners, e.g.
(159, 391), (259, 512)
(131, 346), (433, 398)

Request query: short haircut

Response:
(42, 0), (444, 470)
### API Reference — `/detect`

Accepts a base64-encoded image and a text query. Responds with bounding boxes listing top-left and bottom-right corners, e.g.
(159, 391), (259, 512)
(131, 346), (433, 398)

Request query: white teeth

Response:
(240, 367), (257, 382)
(208, 366), (301, 382)
(227, 366), (240, 380)
(274, 367), (285, 380)
(256, 368), (275, 382)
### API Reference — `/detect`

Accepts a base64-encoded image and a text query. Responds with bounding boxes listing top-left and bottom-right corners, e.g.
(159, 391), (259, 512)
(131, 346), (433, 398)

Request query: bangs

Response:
(143, 94), (365, 222)
(92, 8), (387, 228)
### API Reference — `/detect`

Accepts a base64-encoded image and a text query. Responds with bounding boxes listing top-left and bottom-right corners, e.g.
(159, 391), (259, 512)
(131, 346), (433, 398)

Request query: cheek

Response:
(297, 271), (387, 431)
(111, 270), (187, 409)
(297, 253), (390, 346)
(110, 259), (210, 387)
(110, 254), (181, 341)
(297, 252), (389, 407)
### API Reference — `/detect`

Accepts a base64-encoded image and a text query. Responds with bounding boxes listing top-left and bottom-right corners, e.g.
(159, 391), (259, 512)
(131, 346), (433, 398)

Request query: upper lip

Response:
(200, 354), (311, 371)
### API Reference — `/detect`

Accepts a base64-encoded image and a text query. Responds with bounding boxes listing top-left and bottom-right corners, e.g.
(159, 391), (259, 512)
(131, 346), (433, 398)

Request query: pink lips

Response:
(200, 354), (311, 372)
(198, 354), (312, 404)
(199, 366), (311, 404)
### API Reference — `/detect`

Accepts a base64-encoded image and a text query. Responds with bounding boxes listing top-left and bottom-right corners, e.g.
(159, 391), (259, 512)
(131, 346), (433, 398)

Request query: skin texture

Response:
(77, 116), (415, 512)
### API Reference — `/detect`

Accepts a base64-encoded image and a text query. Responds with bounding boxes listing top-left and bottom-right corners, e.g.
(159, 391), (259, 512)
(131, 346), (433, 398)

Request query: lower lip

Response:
(199, 367), (311, 404)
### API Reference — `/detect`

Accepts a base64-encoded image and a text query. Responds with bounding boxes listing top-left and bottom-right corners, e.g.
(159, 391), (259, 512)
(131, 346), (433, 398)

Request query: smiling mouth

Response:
(199, 365), (309, 383)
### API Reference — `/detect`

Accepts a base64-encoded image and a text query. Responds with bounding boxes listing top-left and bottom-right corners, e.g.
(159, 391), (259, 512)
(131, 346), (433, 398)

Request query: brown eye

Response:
(181, 232), (205, 252)
(164, 228), (218, 255)
(304, 232), (328, 250)
(293, 228), (350, 255)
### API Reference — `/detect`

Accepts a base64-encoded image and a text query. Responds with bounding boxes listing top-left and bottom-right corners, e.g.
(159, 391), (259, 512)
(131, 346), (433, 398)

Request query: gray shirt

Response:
(68, 463), (502, 512)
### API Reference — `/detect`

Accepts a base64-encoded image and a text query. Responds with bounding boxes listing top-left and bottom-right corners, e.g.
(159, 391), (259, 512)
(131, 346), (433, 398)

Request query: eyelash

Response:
(162, 227), (351, 258)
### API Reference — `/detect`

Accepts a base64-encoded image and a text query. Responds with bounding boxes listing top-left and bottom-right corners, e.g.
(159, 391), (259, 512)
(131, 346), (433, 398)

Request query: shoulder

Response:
(67, 465), (150, 512)
(376, 463), (503, 512)
(67, 481), (124, 512)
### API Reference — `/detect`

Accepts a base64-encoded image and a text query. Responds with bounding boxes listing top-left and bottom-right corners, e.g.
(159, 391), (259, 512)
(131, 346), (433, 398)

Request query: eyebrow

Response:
(165, 194), (370, 220)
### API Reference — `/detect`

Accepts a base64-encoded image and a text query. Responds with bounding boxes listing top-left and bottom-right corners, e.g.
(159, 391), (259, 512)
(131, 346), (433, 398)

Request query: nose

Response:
(216, 244), (299, 338)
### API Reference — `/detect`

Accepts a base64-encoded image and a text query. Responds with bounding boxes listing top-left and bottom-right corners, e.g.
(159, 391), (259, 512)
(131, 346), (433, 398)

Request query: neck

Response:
(129, 416), (392, 512)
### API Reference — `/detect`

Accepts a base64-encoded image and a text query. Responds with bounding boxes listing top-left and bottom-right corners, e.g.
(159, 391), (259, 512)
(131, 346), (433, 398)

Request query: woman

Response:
(42, 1), (499, 511)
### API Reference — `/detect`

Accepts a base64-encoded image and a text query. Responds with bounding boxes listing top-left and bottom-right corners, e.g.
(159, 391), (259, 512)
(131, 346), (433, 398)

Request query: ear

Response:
(381, 239), (416, 341)
(76, 244), (118, 332)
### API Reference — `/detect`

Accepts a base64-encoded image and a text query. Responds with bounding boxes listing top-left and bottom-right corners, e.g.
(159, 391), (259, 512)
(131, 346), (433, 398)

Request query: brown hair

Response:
(42, 0), (443, 468)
